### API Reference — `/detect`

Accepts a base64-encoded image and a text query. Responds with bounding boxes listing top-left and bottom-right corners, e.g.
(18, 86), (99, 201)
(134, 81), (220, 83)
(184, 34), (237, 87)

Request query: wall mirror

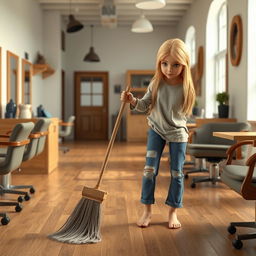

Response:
(230, 15), (243, 66)
(22, 59), (32, 104)
(7, 51), (19, 104)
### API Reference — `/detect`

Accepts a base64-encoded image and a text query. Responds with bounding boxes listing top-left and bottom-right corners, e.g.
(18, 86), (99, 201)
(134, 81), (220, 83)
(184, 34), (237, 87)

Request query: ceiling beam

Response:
(40, 3), (190, 11)
(39, 0), (193, 4)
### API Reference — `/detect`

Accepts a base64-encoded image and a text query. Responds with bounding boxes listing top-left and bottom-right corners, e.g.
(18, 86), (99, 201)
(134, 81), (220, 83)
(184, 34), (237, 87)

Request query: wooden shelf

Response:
(32, 64), (55, 79)
(126, 70), (155, 142)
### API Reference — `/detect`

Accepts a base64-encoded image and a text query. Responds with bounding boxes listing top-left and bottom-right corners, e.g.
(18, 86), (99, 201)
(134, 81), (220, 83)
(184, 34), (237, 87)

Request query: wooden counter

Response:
(0, 117), (59, 174)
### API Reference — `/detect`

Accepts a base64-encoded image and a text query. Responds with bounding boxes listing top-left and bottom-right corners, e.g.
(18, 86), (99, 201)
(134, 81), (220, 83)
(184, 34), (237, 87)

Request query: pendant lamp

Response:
(84, 25), (100, 62)
(135, 0), (166, 10)
(131, 14), (153, 33)
(66, 0), (84, 33)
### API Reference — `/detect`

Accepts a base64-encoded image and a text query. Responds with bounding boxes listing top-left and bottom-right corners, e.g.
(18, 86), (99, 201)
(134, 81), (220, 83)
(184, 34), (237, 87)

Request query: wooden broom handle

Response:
(95, 86), (130, 189)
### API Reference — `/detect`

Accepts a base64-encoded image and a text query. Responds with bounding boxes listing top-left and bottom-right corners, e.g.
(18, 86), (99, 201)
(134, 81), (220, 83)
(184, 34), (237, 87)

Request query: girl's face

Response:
(160, 55), (183, 81)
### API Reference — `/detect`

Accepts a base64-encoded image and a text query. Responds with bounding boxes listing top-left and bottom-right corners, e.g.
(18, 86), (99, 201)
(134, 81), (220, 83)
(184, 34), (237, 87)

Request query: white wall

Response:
(177, 0), (213, 110)
(42, 10), (62, 118)
(228, 0), (248, 121)
(65, 26), (176, 133)
(0, 0), (44, 115)
(0, 0), (63, 118)
(176, 0), (249, 122)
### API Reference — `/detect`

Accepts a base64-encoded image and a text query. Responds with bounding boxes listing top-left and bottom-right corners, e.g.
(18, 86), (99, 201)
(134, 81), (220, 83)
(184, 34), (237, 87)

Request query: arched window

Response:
(205, 0), (227, 117)
(215, 3), (227, 93)
(185, 26), (196, 66)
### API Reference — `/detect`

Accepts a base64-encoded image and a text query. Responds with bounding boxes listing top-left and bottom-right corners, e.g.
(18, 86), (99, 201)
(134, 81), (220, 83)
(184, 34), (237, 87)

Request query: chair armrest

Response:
(0, 134), (10, 138)
(59, 122), (74, 127)
(0, 130), (13, 138)
(0, 139), (30, 147)
(240, 153), (256, 199)
(38, 131), (49, 136)
(188, 129), (196, 143)
(29, 133), (41, 139)
(226, 140), (254, 165)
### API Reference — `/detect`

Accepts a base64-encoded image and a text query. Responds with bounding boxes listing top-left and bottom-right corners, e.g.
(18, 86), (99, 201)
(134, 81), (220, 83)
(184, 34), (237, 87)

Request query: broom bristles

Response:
(48, 197), (102, 244)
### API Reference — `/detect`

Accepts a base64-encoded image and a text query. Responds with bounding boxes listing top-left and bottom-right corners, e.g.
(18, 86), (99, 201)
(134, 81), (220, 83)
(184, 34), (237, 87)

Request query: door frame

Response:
(74, 71), (109, 140)
(61, 70), (65, 121)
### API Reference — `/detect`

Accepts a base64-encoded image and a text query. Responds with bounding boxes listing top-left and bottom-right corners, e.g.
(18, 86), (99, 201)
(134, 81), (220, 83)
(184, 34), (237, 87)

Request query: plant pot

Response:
(218, 104), (229, 118)
(192, 107), (200, 116)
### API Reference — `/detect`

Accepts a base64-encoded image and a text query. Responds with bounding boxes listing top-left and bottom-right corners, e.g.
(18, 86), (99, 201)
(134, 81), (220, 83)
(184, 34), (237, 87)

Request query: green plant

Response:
(216, 92), (229, 105)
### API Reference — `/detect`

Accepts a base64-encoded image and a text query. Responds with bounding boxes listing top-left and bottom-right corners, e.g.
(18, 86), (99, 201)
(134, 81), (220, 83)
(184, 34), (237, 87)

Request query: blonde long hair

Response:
(151, 38), (195, 116)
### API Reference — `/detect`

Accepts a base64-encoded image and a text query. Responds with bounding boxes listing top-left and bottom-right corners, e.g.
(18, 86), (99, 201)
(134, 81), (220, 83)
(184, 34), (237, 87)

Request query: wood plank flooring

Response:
(0, 141), (256, 256)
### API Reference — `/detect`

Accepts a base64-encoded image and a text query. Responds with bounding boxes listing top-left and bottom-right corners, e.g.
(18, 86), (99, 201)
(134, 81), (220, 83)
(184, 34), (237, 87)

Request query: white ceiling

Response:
(38, 0), (194, 27)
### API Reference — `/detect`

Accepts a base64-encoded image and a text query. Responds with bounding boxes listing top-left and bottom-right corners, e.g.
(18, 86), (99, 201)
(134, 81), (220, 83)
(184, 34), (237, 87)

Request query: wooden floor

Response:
(0, 141), (256, 256)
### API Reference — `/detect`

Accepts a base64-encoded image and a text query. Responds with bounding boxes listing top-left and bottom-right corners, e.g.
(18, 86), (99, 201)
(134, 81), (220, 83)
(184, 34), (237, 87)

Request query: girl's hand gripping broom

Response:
(48, 86), (130, 244)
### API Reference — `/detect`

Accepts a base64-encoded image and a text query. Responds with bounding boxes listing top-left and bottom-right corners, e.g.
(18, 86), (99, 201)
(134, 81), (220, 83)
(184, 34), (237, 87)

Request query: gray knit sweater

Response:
(131, 81), (188, 142)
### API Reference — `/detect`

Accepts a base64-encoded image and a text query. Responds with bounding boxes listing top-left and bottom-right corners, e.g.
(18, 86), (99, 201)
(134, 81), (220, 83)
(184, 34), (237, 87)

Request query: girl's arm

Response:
(120, 85), (152, 113)
(133, 88), (152, 112)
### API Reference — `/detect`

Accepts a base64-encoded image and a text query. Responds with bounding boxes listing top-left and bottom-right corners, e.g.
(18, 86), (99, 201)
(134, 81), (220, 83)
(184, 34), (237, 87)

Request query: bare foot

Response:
(168, 207), (181, 229)
(137, 204), (152, 228)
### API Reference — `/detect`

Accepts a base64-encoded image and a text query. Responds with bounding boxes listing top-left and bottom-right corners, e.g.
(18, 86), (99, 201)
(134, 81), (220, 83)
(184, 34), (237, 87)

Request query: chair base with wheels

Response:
(185, 158), (208, 179)
(0, 201), (23, 212)
(0, 212), (10, 225)
(190, 158), (222, 188)
(0, 174), (31, 202)
(227, 220), (256, 249)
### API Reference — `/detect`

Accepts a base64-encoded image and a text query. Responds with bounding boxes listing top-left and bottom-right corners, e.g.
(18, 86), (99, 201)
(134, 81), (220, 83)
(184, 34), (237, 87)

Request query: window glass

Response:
(185, 26), (196, 66)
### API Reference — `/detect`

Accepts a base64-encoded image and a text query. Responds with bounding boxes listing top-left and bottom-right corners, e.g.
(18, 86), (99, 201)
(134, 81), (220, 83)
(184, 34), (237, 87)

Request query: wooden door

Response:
(61, 70), (65, 121)
(74, 72), (108, 140)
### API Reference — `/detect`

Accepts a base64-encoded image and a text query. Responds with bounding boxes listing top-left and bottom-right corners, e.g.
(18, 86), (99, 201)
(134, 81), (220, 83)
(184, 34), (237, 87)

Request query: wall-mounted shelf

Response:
(32, 64), (55, 79)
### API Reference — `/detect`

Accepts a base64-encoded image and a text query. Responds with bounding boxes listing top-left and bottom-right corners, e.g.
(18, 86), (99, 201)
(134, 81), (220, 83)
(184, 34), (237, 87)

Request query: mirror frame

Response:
(7, 50), (19, 104)
(0, 47), (2, 117)
(230, 15), (243, 66)
(22, 59), (32, 105)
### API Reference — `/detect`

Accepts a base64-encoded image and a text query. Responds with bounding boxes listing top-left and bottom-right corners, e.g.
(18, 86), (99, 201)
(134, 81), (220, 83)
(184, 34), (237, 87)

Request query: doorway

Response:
(74, 71), (108, 140)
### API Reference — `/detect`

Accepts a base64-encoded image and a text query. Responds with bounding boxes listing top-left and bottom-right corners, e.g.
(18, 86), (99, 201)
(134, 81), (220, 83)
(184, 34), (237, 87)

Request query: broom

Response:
(48, 87), (130, 244)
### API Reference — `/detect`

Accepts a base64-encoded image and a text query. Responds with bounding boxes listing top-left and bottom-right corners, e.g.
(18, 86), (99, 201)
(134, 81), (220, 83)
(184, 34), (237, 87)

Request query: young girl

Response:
(121, 38), (195, 229)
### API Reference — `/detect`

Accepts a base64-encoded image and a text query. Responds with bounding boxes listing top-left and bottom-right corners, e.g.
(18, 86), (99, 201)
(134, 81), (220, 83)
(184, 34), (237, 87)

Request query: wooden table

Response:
(186, 123), (197, 129)
(213, 131), (256, 158)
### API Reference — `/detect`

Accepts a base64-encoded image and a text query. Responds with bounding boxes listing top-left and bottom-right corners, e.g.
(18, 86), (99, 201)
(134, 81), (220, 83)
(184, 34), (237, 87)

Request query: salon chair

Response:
(0, 122), (34, 224)
(221, 140), (256, 249)
(59, 115), (75, 153)
(186, 122), (251, 188)
(0, 119), (51, 202)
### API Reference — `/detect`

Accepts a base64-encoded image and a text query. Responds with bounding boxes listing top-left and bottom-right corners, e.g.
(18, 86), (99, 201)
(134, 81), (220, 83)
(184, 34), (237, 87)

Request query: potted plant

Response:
(192, 99), (200, 116)
(216, 92), (229, 118)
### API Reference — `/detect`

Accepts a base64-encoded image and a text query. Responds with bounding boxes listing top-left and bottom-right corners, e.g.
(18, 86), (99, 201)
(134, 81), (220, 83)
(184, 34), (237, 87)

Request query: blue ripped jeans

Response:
(141, 128), (187, 208)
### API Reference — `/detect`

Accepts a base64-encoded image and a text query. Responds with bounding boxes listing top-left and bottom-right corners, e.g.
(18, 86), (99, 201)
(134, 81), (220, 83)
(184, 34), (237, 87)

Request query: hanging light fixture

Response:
(135, 0), (166, 10)
(66, 0), (84, 33)
(84, 25), (100, 62)
(131, 14), (153, 33)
